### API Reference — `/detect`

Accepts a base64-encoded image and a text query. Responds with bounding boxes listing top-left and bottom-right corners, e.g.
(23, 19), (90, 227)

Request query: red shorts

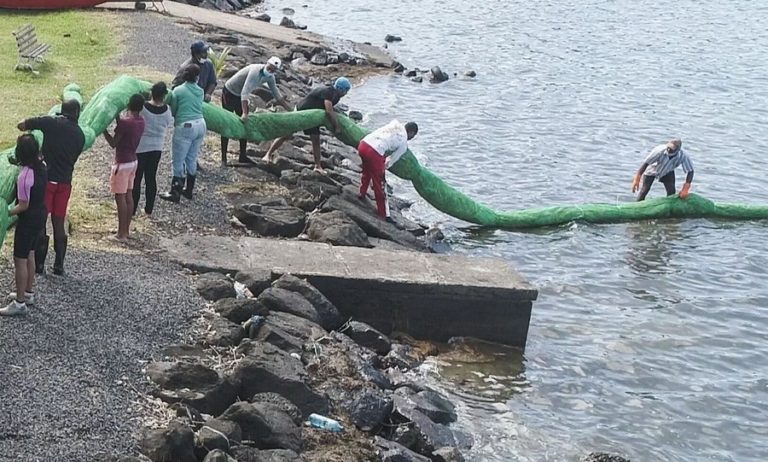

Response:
(44, 181), (72, 218)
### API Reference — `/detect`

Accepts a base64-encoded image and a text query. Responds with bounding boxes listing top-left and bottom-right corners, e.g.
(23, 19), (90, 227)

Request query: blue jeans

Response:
(171, 118), (206, 177)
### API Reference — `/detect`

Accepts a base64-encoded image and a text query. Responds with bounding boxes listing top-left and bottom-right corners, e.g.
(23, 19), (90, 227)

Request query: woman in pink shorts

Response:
(104, 94), (145, 241)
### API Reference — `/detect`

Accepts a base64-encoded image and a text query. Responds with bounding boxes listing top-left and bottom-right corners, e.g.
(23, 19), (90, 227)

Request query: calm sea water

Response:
(263, 1), (768, 460)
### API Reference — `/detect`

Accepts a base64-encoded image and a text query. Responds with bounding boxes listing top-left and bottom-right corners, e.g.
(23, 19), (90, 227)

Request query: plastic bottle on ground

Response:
(308, 413), (344, 432)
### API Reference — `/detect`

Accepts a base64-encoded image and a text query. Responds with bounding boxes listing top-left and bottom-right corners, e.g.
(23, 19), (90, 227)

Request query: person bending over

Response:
(221, 57), (291, 165)
(17, 99), (85, 276)
(262, 77), (352, 172)
(632, 138), (694, 201)
(357, 120), (419, 220)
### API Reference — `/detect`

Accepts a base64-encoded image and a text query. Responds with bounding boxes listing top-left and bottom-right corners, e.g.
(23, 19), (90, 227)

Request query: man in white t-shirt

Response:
(357, 120), (418, 220)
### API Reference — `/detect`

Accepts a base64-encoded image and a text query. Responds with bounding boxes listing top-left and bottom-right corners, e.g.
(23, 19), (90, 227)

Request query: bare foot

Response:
(314, 166), (325, 173)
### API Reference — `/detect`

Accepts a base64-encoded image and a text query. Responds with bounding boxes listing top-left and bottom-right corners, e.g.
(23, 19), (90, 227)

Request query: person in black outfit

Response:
(17, 100), (86, 276)
(1, 135), (48, 316)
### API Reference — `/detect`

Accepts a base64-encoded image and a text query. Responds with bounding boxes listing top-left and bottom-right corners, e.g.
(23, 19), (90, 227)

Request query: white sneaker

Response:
(0, 300), (28, 316)
(8, 291), (34, 305)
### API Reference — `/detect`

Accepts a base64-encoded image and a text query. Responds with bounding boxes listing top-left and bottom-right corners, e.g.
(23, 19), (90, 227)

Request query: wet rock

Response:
(253, 13), (271, 22)
(343, 387), (393, 432)
(411, 76), (423, 83)
(306, 210), (371, 248)
(344, 321), (392, 355)
(432, 446), (465, 462)
(385, 368), (426, 393)
(203, 314), (245, 347)
(256, 287), (321, 324)
(139, 421), (196, 462)
(196, 273), (236, 301)
(327, 54), (341, 65)
(251, 392), (303, 425)
(385, 34), (403, 43)
(282, 7), (295, 15)
(280, 16), (301, 29)
(196, 418), (242, 454)
(202, 449), (237, 462)
(375, 436), (430, 462)
(582, 453), (631, 462)
(430, 66), (450, 83)
(233, 204), (307, 237)
(310, 50), (328, 65)
(253, 310), (326, 353)
(235, 340), (330, 415)
(339, 52), (351, 63)
(393, 388), (457, 425)
(405, 70), (417, 77)
(328, 331), (392, 390)
(234, 270), (273, 297)
(383, 344), (425, 370)
(271, 274), (342, 329)
(349, 110), (364, 122)
(464, 70), (477, 78)
(389, 401), (473, 455)
(220, 401), (302, 452)
(147, 362), (238, 416)
(230, 447), (301, 462)
(213, 298), (267, 323)
(392, 61), (406, 73)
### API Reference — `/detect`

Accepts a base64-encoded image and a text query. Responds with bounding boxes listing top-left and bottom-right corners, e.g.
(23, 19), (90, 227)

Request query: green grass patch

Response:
(0, 10), (119, 148)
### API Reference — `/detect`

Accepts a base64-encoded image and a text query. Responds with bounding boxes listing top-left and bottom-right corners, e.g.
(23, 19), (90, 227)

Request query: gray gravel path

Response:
(114, 11), (198, 74)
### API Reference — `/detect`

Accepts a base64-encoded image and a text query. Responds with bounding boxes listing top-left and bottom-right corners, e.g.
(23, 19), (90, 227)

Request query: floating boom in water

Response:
(2, 75), (768, 246)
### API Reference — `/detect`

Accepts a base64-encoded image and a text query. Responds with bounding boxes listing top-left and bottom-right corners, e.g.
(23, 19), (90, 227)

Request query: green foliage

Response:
(209, 46), (232, 79)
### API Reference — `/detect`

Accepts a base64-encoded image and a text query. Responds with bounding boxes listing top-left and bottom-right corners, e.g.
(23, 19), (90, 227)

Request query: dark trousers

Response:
(637, 171), (675, 201)
(221, 87), (247, 159)
(133, 150), (162, 214)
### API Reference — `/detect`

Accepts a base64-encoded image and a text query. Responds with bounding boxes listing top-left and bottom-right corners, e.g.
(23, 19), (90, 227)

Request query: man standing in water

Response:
(17, 99), (86, 275)
(632, 138), (694, 201)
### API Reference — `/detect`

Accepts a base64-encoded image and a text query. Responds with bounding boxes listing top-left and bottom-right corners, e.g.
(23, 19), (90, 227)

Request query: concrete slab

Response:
(98, 2), (393, 66)
(163, 235), (538, 348)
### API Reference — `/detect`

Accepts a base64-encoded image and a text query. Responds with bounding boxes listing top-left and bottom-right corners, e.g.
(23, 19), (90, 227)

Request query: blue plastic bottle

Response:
(308, 413), (344, 432)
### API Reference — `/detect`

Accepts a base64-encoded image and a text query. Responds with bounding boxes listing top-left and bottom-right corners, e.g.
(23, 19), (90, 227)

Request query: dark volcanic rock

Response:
(196, 418), (242, 454)
(233, 204), (306, 237)
(582, 453), (631, 462)
(464, 70), (477, 78)
(348, 110), (364, 122)
(271, 274), (342, 330)
(385, 34), (403, 43)
(251, 392), (303, 425)
(432, 446), (466, 462)
(390, 396), (472, 455)
(375, 436), (430, 462)
(430, 66), (450, 83)
(220, 401), (302, 452)
(230, 447), (301, 462)
(213, 297), (267, 323)
(306, 210), (371, 248)
(203, 314), (244, 347)
(252, 310), (326, 353)
(405, 70), (417, 77)
(279, 16), (301, 29)
(196, 273), (236, 301)
(234, 269), (273, 297)
(253, 13), (271, 22)
(202, 449), (237, 462)
(310, 50), (328, 65)
(147, 362), (238, 416)
(383, 344), (425, 370)
(411, 76), (424, 83)
(235, 340), (330, 415)
(343, 321), (392, 355)
(256, 287), (321, 323)
(139, 421), (196, 462)
(343, 387), (393, 432)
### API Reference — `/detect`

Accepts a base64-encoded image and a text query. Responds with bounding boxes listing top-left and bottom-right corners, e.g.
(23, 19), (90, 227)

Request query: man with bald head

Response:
(631, 138), (694, 201)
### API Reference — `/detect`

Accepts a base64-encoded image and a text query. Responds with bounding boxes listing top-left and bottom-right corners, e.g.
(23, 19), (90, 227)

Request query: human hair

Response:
(60, 99), (81, 123)
(151, 81), (168, 101)
(15, 134), (42, 168)
(405, 121), (419, 136)
(127, 93), (145, 113)
(182, 63), (201, 83)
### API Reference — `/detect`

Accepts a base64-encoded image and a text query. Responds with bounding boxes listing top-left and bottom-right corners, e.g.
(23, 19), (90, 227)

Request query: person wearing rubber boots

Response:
(357, 120), (419, 221)
(220, 56), (291, 165)
(17, 99), (86, 275)
(262, 77), (352, 172)
(632, 138), (695, 201)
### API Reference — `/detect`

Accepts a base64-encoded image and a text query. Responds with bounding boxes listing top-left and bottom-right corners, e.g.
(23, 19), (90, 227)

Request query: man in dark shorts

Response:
(262, 77), (352, 172)
(17, 99), (86, 275)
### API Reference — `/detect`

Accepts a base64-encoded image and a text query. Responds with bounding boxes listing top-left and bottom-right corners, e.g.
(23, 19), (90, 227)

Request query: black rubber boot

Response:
(34, 234), (49, 274)
(182, 174), (196, 200)
(159, 176), (184, 203)
(53, 235), (67, 276)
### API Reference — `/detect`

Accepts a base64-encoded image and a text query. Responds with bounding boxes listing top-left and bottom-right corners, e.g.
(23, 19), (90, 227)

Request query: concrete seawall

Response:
(163, 235), (538, 349)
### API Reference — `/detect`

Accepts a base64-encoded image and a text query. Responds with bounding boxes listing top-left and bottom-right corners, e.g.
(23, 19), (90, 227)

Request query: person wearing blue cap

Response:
(172, 40), (217, 103)
(262, 77), (352, 172)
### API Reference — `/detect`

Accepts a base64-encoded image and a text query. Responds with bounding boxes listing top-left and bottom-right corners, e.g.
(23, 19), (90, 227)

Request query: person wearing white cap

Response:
(220, 57), (291, 165)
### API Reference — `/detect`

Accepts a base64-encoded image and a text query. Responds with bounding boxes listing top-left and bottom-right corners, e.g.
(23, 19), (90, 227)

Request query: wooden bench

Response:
(13, 24), (51, 72)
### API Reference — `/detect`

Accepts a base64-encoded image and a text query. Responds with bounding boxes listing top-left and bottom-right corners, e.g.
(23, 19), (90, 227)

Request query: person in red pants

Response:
(357, 120), (418, 221)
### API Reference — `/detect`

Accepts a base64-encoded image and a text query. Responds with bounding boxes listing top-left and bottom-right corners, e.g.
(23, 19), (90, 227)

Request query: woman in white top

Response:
(133, 82), (174, 215)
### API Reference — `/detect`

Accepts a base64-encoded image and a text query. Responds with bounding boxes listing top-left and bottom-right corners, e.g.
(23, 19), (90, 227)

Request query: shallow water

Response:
(264, 1), (768, 460)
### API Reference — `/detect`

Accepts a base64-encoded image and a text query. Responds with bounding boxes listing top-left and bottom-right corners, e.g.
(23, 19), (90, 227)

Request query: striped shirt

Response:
(643, 144), (694, 178)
